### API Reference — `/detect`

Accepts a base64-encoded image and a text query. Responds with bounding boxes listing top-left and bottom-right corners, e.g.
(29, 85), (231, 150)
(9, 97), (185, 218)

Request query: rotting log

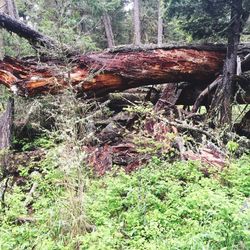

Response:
(0, 47), (226, 96)
(1, 12), (250, 104)
(0, 47), (250, 105)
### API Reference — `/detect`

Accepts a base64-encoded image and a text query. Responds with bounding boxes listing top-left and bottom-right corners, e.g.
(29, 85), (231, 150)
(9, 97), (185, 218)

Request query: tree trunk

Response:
(0, 45), (227, 97)
(0, 12), (70, 53)
(157, 0), (164, 46)
(0, 31), (3, 59)
(133, 0), (141, 45)
(210, 0), (243, 125)
(1, 45), (250, 104)
(0, 98), (14, 173)
(6, 0), (18, 19)
(0, 13), (250, 105)
(102, 12), (115, 48)
(0, 98), (13, 149)
(0, 0), (6, 59)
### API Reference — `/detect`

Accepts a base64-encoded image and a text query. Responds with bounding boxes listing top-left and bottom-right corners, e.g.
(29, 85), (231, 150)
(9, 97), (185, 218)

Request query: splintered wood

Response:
(0, 48), (225, 98)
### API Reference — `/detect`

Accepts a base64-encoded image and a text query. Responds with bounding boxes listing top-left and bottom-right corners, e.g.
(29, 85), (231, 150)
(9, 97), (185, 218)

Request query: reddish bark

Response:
(0, 48), (225, 97)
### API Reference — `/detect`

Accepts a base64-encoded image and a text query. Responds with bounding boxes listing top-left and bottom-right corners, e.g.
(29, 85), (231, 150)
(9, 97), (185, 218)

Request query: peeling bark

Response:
(0, 44), (249, 105)
(0, 47), (226, 97)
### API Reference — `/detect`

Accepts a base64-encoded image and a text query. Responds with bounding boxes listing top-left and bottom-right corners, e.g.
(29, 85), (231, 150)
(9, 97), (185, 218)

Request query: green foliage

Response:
(85, 0), (123, 15)
(168, 0), (231, 41)
(13, 135), (55, 151)
(81, 156), (250, 249)
(0, 145), (249, 249)
(227, 140), (240, 154)
(222, 155), (250, 196)
(0, 151), (65, 250)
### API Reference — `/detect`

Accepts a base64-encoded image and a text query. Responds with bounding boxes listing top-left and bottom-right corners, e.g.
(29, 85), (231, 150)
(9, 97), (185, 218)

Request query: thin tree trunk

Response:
(157, 0), (164, 46)
(0, 0), (6, 59)
(133, 0), (141, 45)
(0, 98), (14, 173)
(210, 0), (242, 125)
(0, 33), (3, 59)
(102, 12), (115, 48)
(6, 0), (18, 19)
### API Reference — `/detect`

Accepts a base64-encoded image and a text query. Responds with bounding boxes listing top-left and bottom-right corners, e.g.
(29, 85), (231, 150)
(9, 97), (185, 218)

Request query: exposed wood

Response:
(0, 47), (226, 97)
(0, 41), (250, 105)
(155, 83), (182, 111)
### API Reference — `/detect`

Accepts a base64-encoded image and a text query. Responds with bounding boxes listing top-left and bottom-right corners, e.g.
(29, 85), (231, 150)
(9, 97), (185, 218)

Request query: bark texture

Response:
(0, 98), (13, 149)
(210, 0), (243, 124)
(0, 12), (57, 50)
(0, 46), (226, 98)
(157, 0), (164, 46)
(133, 0), (141, 45)
(0, 0), (6, 59)
(5, 0), (18, 19)
(0, 98), (14, 172)
(102, 12), (115, 48)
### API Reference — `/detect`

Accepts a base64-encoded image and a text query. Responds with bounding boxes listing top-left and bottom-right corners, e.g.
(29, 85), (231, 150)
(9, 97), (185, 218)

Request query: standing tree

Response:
(0, 0), (6, 59)
(84, 0), (124, 48)
(102, 11), (115, 48)
(169, 0), (250, 126)
(157, 0), (164, 46)
(5, 0), (18, 19)
(133, 0), (141, 45)
(210, 0), (243, 125)
(0, 0), (17, 172)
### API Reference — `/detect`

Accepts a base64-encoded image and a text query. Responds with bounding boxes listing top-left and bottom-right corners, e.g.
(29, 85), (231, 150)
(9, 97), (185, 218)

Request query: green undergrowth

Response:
(0, 150), (250, 250)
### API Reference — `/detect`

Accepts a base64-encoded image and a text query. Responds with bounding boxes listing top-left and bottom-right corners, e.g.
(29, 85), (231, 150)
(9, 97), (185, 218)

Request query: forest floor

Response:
(0, 95), (250, 250)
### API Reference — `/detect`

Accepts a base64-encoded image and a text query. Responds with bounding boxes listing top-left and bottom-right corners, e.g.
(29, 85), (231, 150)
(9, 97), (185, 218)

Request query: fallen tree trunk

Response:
(0, 47), (249, 104)
(0, 12), (71, 54)
(0, 12), (250, 105)
(0, 12), (55, 49)
(0, 47), (226, 96)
